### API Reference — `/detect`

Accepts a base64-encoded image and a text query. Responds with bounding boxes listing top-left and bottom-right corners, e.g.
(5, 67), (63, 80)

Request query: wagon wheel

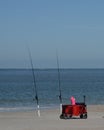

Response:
(80, 113), (87, 119)
(80, 114), (83, 119)
(60, 114), (68, 119)
(83, 113), (87, 119)
(60, 114), (64, 119)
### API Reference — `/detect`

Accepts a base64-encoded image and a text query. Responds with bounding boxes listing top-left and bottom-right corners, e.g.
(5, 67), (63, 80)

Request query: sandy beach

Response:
(0, 105), (104, 130)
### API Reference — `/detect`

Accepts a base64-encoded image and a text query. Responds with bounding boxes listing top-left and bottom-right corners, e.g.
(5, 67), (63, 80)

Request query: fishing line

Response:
(27, 46), (40, 117)
(56, 52), (62, 113)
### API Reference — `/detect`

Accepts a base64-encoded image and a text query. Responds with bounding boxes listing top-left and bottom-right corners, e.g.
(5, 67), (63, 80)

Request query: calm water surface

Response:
(0, 69), (104, 111)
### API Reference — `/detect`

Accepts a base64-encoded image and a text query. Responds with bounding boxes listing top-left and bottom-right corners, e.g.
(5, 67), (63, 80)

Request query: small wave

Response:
(0, 104), (59, 112)
(0, 107), (35, 112)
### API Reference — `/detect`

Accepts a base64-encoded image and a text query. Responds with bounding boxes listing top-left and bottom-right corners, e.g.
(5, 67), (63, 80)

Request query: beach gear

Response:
(70, 96), (76, 105)
(60, 96), (87, 119)
(60, 104), (87, 119)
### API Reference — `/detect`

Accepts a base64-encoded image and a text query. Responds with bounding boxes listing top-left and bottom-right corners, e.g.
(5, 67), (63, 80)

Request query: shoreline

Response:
(0, 105), (104, 130)
(0, 104), (104, 112)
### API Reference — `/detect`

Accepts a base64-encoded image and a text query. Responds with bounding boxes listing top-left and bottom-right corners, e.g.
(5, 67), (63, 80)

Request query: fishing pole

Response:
(28, 47), (40, 117)
(56, 52), (62, 113)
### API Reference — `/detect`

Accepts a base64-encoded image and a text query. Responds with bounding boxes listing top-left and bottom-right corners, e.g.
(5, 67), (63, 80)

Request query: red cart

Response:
(60, 103), (87, 119)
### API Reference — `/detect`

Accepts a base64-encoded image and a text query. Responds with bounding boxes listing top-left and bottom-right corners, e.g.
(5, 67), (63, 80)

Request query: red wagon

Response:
(60, 103), (87, 119)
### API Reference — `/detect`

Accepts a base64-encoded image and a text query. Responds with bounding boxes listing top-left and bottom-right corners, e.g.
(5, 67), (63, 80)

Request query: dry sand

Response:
(0, 105), (104, 130)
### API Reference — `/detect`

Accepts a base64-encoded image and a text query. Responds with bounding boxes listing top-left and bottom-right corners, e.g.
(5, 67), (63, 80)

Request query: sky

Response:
(0, 0), (104, 68)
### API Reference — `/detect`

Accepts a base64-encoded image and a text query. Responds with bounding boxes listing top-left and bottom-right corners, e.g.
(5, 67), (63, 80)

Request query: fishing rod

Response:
(56, 53), (62, 113)
(28, 47), (40, 117)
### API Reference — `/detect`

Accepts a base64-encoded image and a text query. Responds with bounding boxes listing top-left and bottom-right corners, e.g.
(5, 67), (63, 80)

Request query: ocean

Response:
(0, 69), (104, 112)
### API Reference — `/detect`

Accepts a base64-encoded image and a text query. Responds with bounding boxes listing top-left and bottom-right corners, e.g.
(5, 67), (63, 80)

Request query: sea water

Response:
(0, 69), (104, 112)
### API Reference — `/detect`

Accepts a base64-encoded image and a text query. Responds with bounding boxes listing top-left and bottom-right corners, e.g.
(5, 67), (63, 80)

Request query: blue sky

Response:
(0, 0), (104, 68)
